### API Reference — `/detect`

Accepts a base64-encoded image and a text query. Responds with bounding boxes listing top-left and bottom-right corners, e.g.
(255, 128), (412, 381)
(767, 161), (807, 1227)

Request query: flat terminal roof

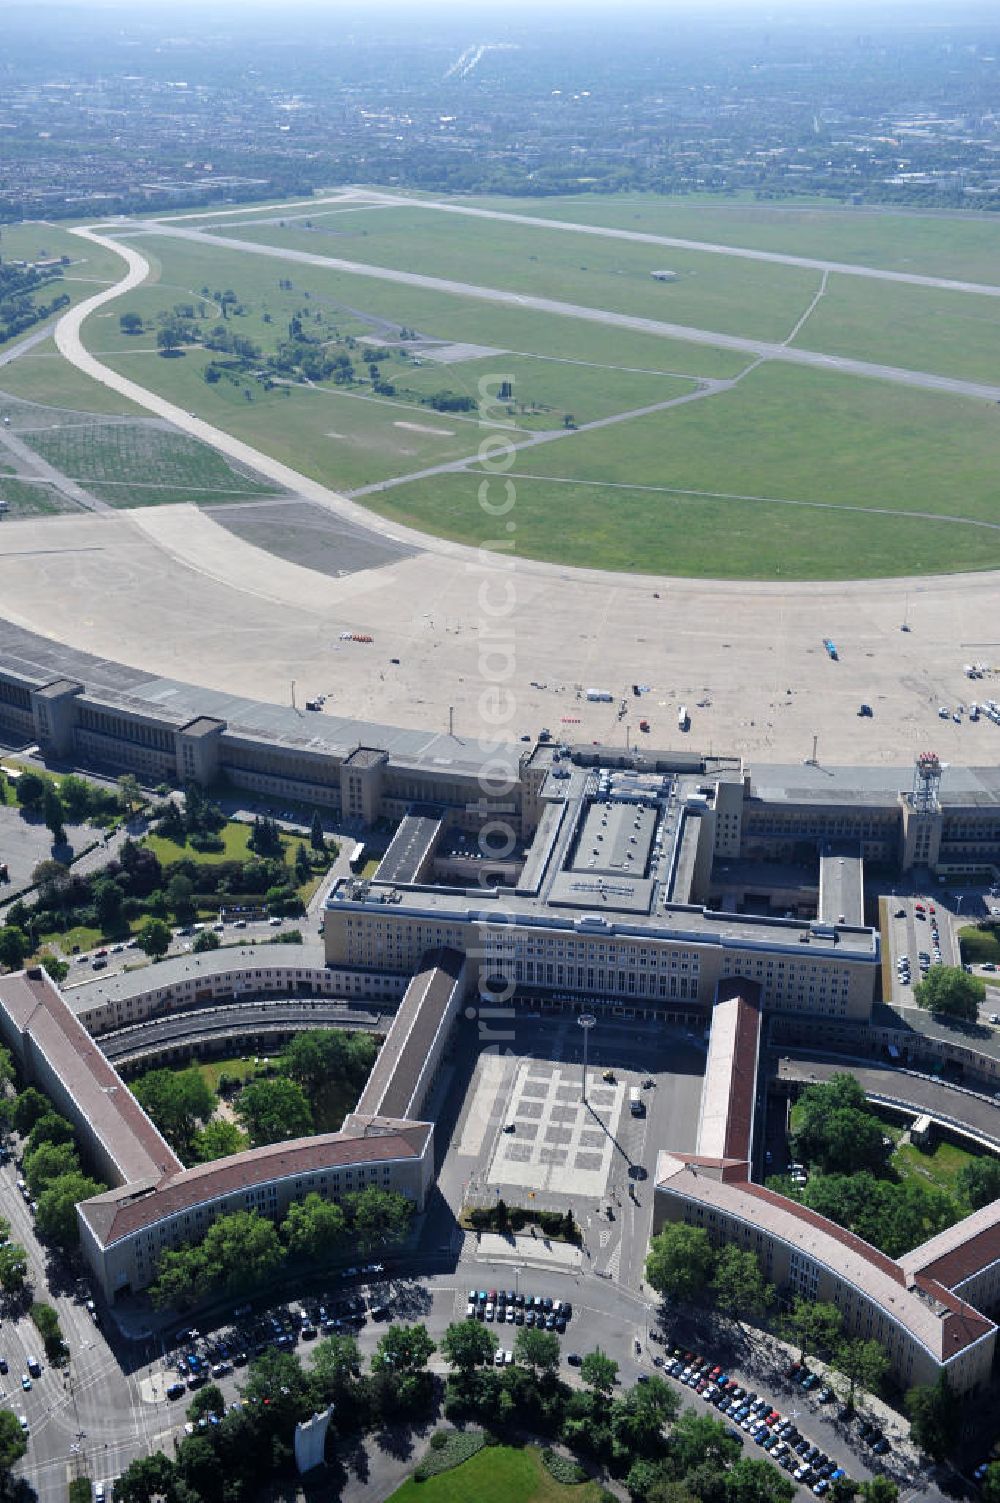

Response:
(818, 846), (865, 927)
(0, 618), (522, 779)
(376, 811), (443, 886)
(697, 982), (761, 1163)
(0, 970), (180, 1185)
(328, 879), (879, 958)
(569, 801), (657, 878)
(354, 949), (465, 1121)
(62, 942), (328, 1012)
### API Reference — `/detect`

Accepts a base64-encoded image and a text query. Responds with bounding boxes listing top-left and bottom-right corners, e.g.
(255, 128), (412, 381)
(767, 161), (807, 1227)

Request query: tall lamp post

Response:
(578, 1013), (596, 1102)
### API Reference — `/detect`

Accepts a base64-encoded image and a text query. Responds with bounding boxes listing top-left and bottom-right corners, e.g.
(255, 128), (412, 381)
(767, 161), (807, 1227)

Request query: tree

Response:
(711, 1245), (773, 1327)
(24, 1141), (80, 1196)
(958, 1156), (1000, 1210)
(115, 1452), (179, 1503)
(119, 312), (144, 335)
(723, 1457), (795, 1503)
(914, 965), (984, 1022)
(0, 927), (27, 972)
(132, 1067), (214, 1155)
(980, 1466), (1000, 1503)
(645, 1223), (716, 1302)
(175, 1433), (224, 1503)
(294, 843), (311, 884)
(441, 1318), (498, 1373)
(117, 773), (142, 814)
(371, 1322), (435, 1376)
(193, 928), (220, 954)
(235, 1077), (312, 1147)
(282, 1192), (346, 1259)
(16, 771), (46, 811)
(167, 873), (196, 924)
(35, 1171), (105, 1246)
(0, 1409), (27, 1470)
(513, 1326), (561, 1376)
(310, 810), (326, 852)
(93, 877), (126, 934)
(58, 775), (92, 821)
(858, 1481), (899, 1503)
(346, 1184), (413, 1251)
(156, 322), (185, 355)
(310, 1333), (361, 1400)
(282, 1029), (350, 1096)
(581, 1347), (619, 1400)
(43, 784), (66, 845)
(27, 1111), (74, 1154)
(137, 916), (172, 960)
(611, 1375), (678, 1460)
(0, 1243), (28, 1294)
(201, 1209), (284, 1294)
(667, 1408), (742, 1475)
(905, 1373), (961, 1461)
(150, 1244), (209, 1311)
(191, 1118), (248, 1162)
(792, 1075), (883, 1173)
(782, 1297), (843, 1363)
(13, 1088), (49, 1136)
(241, 1346), (311, 1428)
(831, 1338), (887, 1409)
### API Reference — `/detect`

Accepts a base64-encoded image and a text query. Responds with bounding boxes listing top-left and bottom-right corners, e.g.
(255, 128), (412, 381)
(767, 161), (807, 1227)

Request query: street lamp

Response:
(578, 1013), (596, 1102)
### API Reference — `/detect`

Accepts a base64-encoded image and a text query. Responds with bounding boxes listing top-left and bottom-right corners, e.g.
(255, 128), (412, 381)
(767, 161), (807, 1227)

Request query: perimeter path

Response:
(132, 220), (1000, 404)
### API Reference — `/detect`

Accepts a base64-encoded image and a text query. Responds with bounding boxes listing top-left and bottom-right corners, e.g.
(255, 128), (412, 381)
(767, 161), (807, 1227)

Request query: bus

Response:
(349, 841), (366, 872)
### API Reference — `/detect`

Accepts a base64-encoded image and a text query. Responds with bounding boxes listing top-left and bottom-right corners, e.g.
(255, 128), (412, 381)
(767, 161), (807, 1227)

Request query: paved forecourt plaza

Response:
(0, 499), (996, 768)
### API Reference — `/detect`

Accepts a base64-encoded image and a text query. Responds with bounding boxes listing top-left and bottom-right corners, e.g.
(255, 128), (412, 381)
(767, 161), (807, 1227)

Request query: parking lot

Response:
(652, 1343), (898, 1496)
(886, 895), (960, 1008)
(0, 798), (94, 893)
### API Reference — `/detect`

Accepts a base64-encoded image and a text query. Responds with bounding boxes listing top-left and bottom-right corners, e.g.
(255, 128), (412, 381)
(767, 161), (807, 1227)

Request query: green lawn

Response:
(191, 1055), (267, 1093)
(20, 417), (280, 508)
(893, 1139), (977, 1202)
(0, 340), (145, 416)
(143, 822), (259, 866)
(392, 353), (694, 431)
(368, 470), (1000, 579)
(446, 190), (1000, 285)
(0, 475), (77, 517)
(388, 1446), (600, 1503)
(218, 204), (822, 344)
(108, 233), (751, 380)
(958, 926), (1000, 965)
(369, 362), (1000, 579)
(143, 821), (326, 904)
(792, 272), (1000, 385)
(38, 924), (103, 957)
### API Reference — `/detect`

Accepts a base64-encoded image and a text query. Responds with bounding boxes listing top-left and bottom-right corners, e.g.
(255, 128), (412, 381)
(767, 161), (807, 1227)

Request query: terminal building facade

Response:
(3, 621), (1000, 1383)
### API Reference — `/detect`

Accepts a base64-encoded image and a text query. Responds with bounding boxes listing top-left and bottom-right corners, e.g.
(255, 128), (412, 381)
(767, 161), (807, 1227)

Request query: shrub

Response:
(413, 1429), (485, 1480)
(541, 1448), (586, 1485)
